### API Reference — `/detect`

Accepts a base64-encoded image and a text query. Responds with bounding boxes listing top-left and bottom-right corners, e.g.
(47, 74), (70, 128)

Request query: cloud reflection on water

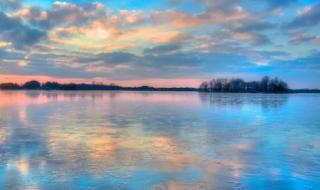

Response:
(0, 91), (319, 189)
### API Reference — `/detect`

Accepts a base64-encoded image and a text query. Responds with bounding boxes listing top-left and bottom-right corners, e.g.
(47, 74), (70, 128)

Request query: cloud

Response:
(273, 51), (320, 69)
(0, 46), (26, 68)
(151, 10), (207, 28)
(0, 46), (202, 80)
(0, 11), (46, 48)
(0, 0), (21, 11)
(1, 42), (319, 88)
(46, 45), (267, 80)
(15, 2), (105, 29)
(48, 1), (99, 27)
(48, 21), (188, 52)
(0, 0), (319, 88)
(119, 10), (145, 25)
(15, 6), (49, 28)
(289, 32), (320, 44)
(216, 19), (274, 45)
(75, 49), (202, 74)
(79, 52), (138, 66)
(287, 3), (320, 28)
(16, 2), (184, 52)
(221, 29), (271, 45)
(9, 1), (258, 52)
(0, 48), (7, 58)
(151, 1), (250, 28)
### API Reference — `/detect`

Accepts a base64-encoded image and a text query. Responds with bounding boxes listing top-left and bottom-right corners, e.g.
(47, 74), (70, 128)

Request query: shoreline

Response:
(0, 89), (319, 93)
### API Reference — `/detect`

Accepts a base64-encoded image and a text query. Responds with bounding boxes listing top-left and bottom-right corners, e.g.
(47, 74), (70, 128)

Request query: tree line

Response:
(199, 76), (289, 93)
(0, 77), (295, 93)
(0, 80), (197, 91)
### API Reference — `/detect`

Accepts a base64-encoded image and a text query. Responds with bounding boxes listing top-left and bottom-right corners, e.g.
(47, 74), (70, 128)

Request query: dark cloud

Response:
(144, 43), (182, 55)
(219, 29), (271, 46)
(17, 2), (105, 30)
(144, 52), (201, 67)
(0, 11), (46, 48)
(2, 46), (319, 88)
(16, 6), (51, 29)
(235, 20), (276, 33)
(79, 52), (138, 66)
(39, 48), (203, 80)
(47, 2), (95, 28)
(287, 3), (320, 28)
(0, 48), (24, 60)
(252, 34), (271, 45)
(258, 50), (289, 57)
(0, 51), (198, 80)
(201, 0), (236, 10)
(1, 59), (92, 79)
(152, 0), (250, 28)
(289, 33), (320, 44)
(0, 48), (5, 57)
(274, 51), (320, 69)
(76, 47), (201, 73)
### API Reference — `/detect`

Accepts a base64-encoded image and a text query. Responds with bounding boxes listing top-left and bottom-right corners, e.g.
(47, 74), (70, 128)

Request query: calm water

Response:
(0, 91), (319, 190)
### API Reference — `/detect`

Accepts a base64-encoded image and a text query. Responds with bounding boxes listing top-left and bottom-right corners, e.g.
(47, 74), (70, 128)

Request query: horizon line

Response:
(1, 79), (320, 91)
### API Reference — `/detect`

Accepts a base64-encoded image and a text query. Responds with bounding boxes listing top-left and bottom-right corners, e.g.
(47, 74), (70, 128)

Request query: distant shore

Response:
(0, 87), (319, 93)
(0, 79), (319, 93)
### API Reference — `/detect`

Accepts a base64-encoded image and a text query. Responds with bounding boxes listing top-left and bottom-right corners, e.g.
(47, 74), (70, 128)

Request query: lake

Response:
(0, 91), (319, 190)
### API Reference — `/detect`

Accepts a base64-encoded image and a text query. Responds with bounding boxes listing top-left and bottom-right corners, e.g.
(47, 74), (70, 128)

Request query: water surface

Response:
(0, 91), (319, 189)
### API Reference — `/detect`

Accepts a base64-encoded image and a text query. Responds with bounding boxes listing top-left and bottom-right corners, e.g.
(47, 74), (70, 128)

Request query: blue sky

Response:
(0, 0), (319, 87)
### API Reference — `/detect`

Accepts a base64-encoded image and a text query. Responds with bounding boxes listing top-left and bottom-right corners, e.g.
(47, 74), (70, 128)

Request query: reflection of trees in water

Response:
(24, 91), (41, 98)
(60, 91), (116, 101)
(20, 91), (190, 105)
(23, 91), (115, 101)
(199, 93), (289, 109)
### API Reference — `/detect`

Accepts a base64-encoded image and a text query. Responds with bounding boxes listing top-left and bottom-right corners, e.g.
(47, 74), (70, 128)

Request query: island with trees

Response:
(199, 76), (289, 93)
(0, 76), (319, 93)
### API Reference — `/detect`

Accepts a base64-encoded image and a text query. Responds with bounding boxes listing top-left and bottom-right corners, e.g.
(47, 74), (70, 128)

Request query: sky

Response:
(0, 0), (319, 88)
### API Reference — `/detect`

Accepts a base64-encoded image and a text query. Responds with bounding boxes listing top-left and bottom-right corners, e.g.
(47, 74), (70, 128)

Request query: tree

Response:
(0, 83), (21, 90)
(60, 84), (77, 90)
(229, 78), (245, 92)
(42, 82), (61, 90)
(199, 81), (209, 92)
(261, 76), (270, 92)
(22, 80), (41, 90)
